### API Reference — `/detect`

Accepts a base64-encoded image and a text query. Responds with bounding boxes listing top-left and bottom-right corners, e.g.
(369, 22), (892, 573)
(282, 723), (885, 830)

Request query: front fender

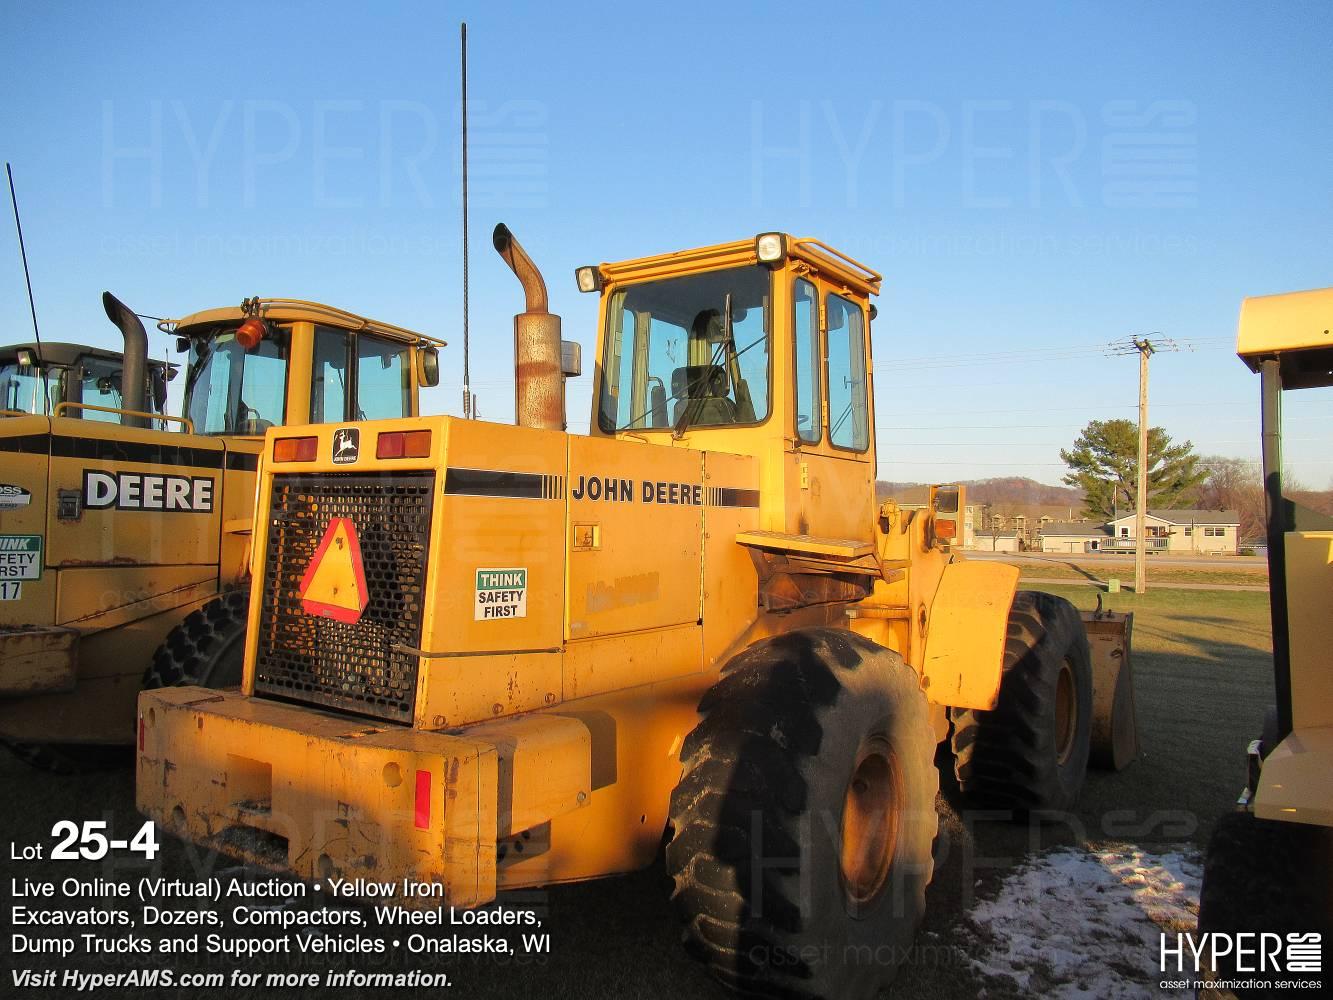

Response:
(921, 560), (1019, 710)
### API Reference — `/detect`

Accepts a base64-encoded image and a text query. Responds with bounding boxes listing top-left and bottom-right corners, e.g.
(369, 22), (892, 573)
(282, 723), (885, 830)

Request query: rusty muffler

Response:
(492, 223), (563, 431)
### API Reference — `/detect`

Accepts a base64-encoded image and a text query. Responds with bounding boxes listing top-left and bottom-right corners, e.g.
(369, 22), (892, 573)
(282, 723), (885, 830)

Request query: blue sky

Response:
(2, 1), (1330, 486)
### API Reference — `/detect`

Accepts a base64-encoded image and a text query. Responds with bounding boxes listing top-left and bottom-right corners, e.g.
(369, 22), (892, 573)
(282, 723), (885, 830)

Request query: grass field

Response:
(1, 583), (1276, 999)
(1011, 560), (1269, 588)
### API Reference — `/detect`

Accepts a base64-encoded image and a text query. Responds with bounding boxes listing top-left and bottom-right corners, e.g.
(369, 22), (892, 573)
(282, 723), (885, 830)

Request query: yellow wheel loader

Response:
(0, 295), (442, 770)
(137, 228), (1134, 998)
(1198, 288), (1333, 988)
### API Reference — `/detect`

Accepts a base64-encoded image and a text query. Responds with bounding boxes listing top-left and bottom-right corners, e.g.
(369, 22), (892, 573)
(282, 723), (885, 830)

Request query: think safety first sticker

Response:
(0, 535), (42, 600)
(475, 568), (527, 620)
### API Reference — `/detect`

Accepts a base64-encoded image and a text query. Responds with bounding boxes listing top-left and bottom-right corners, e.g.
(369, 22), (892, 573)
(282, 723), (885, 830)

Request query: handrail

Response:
(53, 401), (194, 433)
(792, 238), (883, 286)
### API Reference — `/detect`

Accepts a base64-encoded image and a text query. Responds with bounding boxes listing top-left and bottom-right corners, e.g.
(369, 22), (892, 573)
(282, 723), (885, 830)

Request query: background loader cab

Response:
(1, 341), (173, 423)
(0, 296), (442, 767)
(174, 299), (442, 438)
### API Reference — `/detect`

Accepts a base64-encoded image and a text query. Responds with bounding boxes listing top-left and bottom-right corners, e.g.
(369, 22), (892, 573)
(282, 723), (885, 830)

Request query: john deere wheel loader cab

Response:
(1, 341), (174, 424)
(0, 295), (442, 770)
(1198, 287), (1333, 990)
(138, 228), (1123, 999)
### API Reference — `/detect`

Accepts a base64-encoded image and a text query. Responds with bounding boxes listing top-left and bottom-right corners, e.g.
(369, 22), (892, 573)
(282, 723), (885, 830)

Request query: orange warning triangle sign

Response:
(298, 517), (370, 623)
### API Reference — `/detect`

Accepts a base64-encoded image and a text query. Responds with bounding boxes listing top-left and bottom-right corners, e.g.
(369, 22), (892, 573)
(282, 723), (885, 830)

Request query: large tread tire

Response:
(143, 590), (248, 690)
(950, 590), (1093, 816)
(1198, 810), (1332, 995)
(666, 628), (938, 1000)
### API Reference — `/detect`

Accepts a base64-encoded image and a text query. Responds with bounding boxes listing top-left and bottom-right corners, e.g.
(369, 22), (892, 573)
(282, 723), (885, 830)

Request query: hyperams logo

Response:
(1161, 932), (1322, 988)
(82, 471), (215, 513)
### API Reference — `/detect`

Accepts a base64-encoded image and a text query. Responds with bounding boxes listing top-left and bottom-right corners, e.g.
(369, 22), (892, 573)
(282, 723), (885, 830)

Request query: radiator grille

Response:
(254, 472), (434, 723)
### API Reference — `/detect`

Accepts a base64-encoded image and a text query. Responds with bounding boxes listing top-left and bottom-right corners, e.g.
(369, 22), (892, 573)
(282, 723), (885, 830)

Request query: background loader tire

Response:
(143, 590), (248, 690)
(666, 628), (938, 1000)
(950, 590), (1092, 816)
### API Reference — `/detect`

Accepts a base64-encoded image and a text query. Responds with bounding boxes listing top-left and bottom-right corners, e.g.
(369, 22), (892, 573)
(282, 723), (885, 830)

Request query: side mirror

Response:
(932, 485), (961, 515)
(152, 370), (168, 411)
(175, 336), (190, 353)
(561, 340), (582, 378)
(418, 347), (440, 388)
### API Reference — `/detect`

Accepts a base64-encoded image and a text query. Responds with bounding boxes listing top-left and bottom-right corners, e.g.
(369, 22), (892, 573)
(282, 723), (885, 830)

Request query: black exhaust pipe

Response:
(101, 291), (149, 428)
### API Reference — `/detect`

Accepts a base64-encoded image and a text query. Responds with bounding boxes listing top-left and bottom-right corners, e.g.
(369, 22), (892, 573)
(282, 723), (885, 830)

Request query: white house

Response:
(971, 531), (1020, 553)
(1104, 509), (1240, 554)
(1038, 522), (1111, 553)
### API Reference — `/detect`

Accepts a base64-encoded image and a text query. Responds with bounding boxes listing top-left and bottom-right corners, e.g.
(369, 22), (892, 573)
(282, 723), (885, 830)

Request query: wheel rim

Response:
(1055, 659), (1076, 765)
(840, 738), (901, 908)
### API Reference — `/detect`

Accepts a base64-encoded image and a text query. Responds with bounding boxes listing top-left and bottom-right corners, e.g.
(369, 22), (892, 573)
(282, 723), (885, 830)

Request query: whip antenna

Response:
(461, 22), (473, 418)
(6, 163), (44, 369)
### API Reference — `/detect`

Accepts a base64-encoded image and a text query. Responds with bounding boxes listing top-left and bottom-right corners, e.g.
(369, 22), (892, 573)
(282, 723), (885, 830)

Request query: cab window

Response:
(826, 292), (869, 451)
(185, 330), (288, 435)
(0, 360), (52, 414)
(356, 334), (411, 420)
(598, 265), (770, 432)
(310, 327), (350, 422)
(309, 326), (411, 422)
(793, 278), (821, 443)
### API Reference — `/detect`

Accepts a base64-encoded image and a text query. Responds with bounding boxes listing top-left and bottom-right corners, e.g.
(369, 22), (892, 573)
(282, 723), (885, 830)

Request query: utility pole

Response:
(1133, 338), (1153, 594)
(1108, 334), (1179, 594)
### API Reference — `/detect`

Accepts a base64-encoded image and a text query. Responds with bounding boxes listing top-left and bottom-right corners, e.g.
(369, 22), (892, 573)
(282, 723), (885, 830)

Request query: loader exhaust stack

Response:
(493, 222), (563, 430)
(101, 290), (150, 428)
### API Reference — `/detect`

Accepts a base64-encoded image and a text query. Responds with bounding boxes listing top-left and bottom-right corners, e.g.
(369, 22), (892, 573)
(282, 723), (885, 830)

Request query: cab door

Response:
(785, 273), (876, 541)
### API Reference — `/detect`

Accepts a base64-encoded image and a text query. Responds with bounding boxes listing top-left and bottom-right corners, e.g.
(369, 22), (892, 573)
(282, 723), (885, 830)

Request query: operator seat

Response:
(671, 364), (737, 426)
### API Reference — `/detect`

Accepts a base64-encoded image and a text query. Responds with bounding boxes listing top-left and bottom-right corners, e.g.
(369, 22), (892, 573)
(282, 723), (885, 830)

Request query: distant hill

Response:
(876, 477), (1083, 508)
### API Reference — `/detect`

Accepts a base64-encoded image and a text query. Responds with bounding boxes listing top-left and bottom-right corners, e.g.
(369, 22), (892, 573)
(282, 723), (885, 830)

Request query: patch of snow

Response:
(964, 842), (1202, 998)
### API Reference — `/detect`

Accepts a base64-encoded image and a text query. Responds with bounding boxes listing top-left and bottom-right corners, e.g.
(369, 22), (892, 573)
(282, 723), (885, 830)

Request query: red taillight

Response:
(414, 769), (432, 829)
(273, 436), (318, 462)
(376, 429), (432, 459)
(236, 317), (267, 350)
(137, 716), (144, 752)
(935, 519), (957, 540)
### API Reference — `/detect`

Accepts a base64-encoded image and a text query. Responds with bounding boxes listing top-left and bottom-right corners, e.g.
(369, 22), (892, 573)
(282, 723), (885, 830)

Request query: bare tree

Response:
(1197, 456), (1264, 539)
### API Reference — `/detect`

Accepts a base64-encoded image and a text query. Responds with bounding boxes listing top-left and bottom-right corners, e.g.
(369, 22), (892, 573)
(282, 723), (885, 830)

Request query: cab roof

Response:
(597, 235), (882, 297)
(1, 341), (171, 371)
(163, 299), (446, 348)
(1237, 286), (1333, 390)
